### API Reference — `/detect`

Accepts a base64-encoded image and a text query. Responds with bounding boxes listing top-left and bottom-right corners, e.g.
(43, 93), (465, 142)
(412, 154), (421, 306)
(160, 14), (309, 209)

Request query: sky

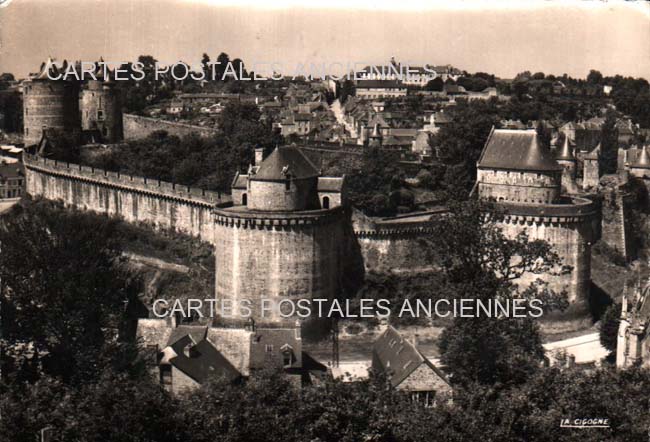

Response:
(0, 0), (648, 80)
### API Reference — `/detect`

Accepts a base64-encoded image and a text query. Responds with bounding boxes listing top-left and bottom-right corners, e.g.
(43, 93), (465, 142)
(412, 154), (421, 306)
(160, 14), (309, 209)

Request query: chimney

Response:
(411, 332), (419, 348)
(254, 147), (264, 165)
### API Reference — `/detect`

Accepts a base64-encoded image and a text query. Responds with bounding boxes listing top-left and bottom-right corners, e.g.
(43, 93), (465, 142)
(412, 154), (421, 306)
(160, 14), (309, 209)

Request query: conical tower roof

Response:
(33, 58), (65, 80)
(556, 135), (576, 161)
(633, 145), (650, 170)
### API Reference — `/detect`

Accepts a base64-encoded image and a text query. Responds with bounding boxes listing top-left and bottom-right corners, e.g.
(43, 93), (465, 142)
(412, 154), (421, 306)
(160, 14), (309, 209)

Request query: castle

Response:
(476, 129), (601, 315)
(22, 59), (122, 146)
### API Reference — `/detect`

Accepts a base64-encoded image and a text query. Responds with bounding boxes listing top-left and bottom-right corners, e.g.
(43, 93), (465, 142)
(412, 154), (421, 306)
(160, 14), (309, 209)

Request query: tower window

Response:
(97, 110), (104, 120)
(322, 196), (330, 209)
(265, 344), (274, 353)
(242, 193), (247, 205)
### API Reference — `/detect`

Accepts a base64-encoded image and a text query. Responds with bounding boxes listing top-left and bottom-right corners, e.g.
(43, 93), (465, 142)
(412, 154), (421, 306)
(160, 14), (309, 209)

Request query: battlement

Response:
(23, 153), (226, 207)
(213, 205), (345, 228)
(495, 197), (599, 225)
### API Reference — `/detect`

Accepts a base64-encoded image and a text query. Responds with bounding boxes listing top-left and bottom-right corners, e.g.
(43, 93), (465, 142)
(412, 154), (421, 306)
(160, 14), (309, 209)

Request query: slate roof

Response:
(317, 176), (345, 192)
(169, 336), (241, 384)
(166, 325), (208, 347)
(253, 146), (319, 180)
(356, 80), (405, 90)
(632, 145), (650, 169)
(372, 326), (449, 389)
(231, 172), (248, 189)
(477, 129), (563, 172)
(556, 136), (576, 161)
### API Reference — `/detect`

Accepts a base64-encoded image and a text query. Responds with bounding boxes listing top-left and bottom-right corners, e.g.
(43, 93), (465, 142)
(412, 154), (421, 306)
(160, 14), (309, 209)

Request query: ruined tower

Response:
(22, 59), (80, 146)
(476, 129), (600, 315)
(80, 64), (123, 143)
(214, 146), (347, 324)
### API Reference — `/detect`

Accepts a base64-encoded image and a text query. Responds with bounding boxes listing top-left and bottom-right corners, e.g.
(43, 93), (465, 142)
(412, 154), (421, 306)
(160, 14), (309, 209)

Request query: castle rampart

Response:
(213, 205), (346, 322)
(23, 153), (227, 241)
(123, 114), (217, 140)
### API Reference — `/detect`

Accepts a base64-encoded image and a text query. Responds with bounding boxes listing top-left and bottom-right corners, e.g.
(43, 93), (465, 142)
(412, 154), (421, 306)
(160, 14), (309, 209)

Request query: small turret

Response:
(629, 145), (650, 179)
(368, 123), (383, 148)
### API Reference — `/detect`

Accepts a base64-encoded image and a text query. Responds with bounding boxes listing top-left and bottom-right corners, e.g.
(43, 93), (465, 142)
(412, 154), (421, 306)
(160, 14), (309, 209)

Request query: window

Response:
(160, 365), (172, 385)
(285, 180), (290, 191)
(242, 193), (247, 206)
(97, 110), (104, 120)
(322, 196), (330, 209)
(265, 344), (274, 353)
(283, 352), (293, 367)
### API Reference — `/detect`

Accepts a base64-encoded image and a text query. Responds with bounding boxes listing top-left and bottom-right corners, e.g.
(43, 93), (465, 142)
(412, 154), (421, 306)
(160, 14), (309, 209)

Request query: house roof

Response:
(166, 325), (208, 347)
(317, 176), (344, 192)
(253, 146), (319, 181)
(356, 80), (405, 90)
(0, 161), (24, 179)
(169, 336), (241, 384)
(231, 172), (248, 189)
(372, 326), (449, 389)
(477, 129), (563, 172)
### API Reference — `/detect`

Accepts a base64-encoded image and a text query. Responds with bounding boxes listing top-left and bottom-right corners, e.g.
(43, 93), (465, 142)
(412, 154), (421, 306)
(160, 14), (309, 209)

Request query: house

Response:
(137, 316), (328, 393)
(372, 326), (452, 405)
(167, 100), (185, 115)
(0, 159), (24, 199)
(355, 80), (407, 100)
(617, 282), (650, 368)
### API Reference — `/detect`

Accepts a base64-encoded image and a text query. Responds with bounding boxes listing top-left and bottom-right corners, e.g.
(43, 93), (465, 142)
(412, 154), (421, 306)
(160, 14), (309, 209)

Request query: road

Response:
(330, 99), (357, 138)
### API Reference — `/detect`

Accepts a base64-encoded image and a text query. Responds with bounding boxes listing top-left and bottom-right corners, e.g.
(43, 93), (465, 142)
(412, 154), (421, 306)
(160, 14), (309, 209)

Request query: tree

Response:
(338, 79), (355, 103)
(587, 69), (604, 85)
(429, 200), (569, 385)
(600, 302), (622, 354)
(0, 200), (140, 383)
(430, 99), (501, 195)
(425, 77), (444, 91)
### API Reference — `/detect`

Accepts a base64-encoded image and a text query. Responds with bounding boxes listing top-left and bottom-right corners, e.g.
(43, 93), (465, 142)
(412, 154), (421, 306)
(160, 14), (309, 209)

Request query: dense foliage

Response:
(79, 102), (281, 191)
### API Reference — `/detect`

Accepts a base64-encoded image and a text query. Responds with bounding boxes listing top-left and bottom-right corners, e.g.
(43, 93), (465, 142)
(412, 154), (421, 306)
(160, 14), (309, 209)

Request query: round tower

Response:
(22, 59), (80, 146)
(477, 129), (600, 319)
(214, 146), (347, 324)
(80, 64), (123, 143)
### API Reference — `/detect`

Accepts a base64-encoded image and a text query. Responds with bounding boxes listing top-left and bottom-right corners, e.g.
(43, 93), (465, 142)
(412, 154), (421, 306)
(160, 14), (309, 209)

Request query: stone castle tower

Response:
(214, 146), (347, 324)
(22, 59), (80, 146)
(80, 63), (123, 143)
(476, 129), (600, 315)
(23, 59), (122, 146)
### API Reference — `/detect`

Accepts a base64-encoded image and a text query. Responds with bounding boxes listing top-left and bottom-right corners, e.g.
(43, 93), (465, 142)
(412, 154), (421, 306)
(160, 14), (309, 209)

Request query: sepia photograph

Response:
(0, 0), (650, 440)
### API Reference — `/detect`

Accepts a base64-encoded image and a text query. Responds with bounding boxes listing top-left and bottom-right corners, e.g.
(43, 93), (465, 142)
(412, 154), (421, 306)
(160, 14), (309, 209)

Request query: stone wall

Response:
(213, 207), (346, 322)
(496, 198), (600, 313)
(477, 169), (561, 204)
(23, 79), (80, 146)
(123, 114), (217, 140)
(352, 209), (446, 274)
(24, 154), (227, 242)
(600, 185), (636, 261)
